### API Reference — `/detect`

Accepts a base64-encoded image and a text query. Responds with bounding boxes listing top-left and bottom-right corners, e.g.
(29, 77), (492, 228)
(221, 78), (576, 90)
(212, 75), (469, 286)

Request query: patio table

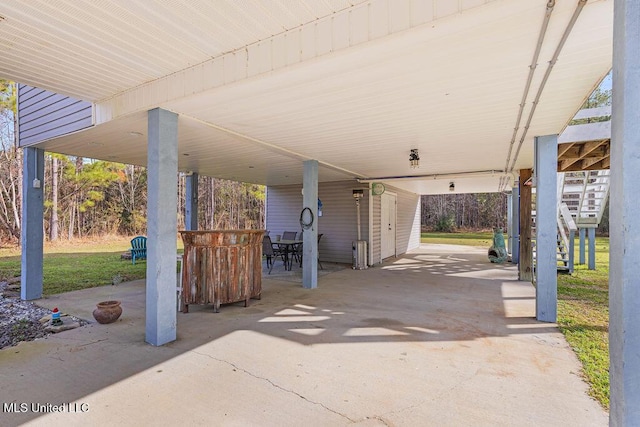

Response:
(276, 239), (302, 271)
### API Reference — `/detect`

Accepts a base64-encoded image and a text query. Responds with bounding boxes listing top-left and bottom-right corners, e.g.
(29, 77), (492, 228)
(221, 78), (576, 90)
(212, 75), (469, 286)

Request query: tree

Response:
(421, 193), (508, 232)
(569, 86), (612, 126)
(0, 80), (21, 242)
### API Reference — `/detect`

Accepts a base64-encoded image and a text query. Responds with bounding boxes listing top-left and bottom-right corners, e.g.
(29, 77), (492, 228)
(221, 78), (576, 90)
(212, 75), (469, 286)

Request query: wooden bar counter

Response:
(180, 230), (264, 313)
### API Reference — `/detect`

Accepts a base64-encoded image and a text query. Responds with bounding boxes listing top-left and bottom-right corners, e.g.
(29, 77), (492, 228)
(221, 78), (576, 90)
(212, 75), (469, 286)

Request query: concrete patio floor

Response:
(1, 244), (607, 426)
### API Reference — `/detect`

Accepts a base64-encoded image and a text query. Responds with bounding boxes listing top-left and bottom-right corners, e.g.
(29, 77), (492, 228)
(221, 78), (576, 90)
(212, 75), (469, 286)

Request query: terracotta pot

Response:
(92, 300), (122, 324)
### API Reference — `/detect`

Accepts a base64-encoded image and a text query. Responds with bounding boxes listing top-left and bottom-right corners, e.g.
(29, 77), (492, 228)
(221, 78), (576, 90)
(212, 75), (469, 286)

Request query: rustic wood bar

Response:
(179, 230), (264, 313)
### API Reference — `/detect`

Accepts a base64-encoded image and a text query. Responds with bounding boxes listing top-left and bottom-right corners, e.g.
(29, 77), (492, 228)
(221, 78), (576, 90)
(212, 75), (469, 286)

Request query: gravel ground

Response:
(0, 281), (59, 350)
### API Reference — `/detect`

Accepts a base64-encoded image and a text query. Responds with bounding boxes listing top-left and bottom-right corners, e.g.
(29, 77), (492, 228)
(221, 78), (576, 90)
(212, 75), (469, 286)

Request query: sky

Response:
(600, 71), (612, 91)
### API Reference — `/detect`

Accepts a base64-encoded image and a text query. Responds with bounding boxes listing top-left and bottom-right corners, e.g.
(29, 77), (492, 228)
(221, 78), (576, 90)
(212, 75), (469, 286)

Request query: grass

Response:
(422, 231), (610, 409)
(420, 231), (494, 247)
(557, 238), (609, 408)
(0, 236), (184, 296)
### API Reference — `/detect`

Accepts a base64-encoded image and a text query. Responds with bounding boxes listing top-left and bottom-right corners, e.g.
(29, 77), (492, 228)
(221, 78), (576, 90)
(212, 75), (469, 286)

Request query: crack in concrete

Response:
(361, 401), (423, 426)
(364, 369), (481, 425)
(366, 415), (393, 426)
(192, 350), (355, 423)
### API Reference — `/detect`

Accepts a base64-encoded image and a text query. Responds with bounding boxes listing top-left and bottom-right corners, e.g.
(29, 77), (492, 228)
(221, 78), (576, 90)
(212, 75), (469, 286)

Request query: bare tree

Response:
(0, 80), (21, 242)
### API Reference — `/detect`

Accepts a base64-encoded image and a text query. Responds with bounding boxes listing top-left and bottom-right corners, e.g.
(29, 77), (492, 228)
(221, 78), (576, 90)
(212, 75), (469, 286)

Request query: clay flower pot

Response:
(93, 300), (122, 324)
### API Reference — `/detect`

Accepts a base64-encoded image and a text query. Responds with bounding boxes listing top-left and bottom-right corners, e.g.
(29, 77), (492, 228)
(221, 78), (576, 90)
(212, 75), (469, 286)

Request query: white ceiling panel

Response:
(1, 0), (613, 194)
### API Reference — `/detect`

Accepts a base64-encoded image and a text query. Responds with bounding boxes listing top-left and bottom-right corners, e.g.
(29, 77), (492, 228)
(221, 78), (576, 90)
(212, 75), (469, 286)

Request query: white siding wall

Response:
(267, 181), (420, 266)
(18, 84), (93, 147)
(369, 185), (420, 265)
(396, 188), (421, 254)
(372, 194), (381, 264)
(266, 181), (370, 264)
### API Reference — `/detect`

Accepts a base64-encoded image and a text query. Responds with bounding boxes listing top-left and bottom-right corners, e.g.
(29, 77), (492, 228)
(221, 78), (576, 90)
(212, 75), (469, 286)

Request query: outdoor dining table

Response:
(275, 239), (302, 271)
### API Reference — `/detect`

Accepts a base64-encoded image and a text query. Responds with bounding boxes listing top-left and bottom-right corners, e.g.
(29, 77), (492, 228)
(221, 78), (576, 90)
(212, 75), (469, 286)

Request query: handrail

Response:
(560, 203), (577, 232)
(558, 202), (577, 273)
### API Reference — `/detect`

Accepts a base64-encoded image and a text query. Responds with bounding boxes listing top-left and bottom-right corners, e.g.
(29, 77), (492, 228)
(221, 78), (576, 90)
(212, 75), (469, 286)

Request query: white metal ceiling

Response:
(0, 0), (613, 194)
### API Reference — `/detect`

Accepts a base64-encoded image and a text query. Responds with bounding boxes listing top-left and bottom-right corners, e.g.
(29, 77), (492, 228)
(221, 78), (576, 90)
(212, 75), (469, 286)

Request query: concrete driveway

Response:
(0, 244), (607, 426)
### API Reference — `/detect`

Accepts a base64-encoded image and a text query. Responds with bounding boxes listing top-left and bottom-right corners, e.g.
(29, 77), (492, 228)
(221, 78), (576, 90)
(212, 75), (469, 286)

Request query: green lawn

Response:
(557, 238), (609, 408)
(422, 231), (610, 409)
(420, 231), (494, 247)
(0, 236), (184, 295)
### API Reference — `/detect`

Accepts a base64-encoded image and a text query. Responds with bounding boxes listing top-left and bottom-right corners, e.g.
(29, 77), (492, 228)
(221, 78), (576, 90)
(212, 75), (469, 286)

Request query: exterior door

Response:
(381, 192), (396, 259)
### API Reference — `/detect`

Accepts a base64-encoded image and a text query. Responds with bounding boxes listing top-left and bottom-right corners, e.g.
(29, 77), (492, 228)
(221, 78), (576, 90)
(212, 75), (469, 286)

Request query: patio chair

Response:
(296, 233), (324, 269)
(262, 235), (284, 274)
(282, 231), (297, 240)
(293, 231), (303, 264)
(130, 236), (147, 265)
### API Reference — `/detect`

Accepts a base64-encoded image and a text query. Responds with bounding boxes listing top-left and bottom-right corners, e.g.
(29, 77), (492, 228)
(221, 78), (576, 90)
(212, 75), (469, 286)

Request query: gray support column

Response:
(302, 160), (318, 289)
(20, 147), (44, 300)
(568, 230), (575, 274)
(511, 183), (520, 263)
(146, 108), (178, 346)
(534, 135), (558, 323)
(579, 228), (586, 265)
(507, 193), (512, 255)
(610, 2), (640, 423)
(185, 173), (198, 231)
(588, 228), (596, 270)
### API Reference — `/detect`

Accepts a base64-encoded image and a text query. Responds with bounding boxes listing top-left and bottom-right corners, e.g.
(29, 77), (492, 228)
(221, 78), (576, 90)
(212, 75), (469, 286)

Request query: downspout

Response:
(503, 0), (556, 176)
(508, 0), (588, 174)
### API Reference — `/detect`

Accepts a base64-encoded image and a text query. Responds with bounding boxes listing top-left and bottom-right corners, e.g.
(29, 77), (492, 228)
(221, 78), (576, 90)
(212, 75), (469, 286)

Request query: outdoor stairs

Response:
(559, 170), (610, 229)
(531, 169), (609, 274)
(531, 233), (571, 274)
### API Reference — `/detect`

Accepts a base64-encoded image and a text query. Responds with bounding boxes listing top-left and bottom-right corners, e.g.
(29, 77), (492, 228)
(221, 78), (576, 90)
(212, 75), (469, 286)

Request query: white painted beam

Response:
(94, 0), (504, 123)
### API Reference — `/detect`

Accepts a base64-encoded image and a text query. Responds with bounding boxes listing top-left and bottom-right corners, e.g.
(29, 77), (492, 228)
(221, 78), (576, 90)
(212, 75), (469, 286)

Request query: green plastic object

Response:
(488, 228), (508, 263)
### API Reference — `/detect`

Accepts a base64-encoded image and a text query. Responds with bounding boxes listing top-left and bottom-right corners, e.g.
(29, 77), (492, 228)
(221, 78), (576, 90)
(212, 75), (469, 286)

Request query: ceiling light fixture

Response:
(409, 149), (420, 169)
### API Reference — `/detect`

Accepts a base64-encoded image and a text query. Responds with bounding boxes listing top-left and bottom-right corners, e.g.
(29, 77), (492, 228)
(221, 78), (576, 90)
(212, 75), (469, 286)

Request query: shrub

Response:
(434, 214), (456, 232)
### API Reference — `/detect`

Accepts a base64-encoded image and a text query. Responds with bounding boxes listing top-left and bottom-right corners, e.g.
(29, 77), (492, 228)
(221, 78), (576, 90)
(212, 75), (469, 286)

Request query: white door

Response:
(381, 193), (396, 259)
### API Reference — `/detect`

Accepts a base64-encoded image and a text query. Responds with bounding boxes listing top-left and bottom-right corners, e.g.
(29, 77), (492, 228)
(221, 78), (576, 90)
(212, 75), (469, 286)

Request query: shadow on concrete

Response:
(0, 244), (606, 426)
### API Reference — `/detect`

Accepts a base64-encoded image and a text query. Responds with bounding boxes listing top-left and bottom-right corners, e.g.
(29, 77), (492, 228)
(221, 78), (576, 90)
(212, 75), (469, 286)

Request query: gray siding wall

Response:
(18, 84), (93, 147)
(266, 181), (370, 264)
(267, 181), (420, 266)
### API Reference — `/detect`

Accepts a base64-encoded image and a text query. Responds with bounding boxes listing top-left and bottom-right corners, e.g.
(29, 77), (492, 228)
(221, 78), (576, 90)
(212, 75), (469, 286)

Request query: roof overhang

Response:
(1, 0), (613, 194)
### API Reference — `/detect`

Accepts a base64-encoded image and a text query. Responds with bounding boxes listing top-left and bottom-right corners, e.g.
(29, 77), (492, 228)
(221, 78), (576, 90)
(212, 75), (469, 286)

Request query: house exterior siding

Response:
(395, 188), (421, 254)
(266, 181), (370, 264)
(266, 181), (420, 266)
(18, 84), (93, 147)
(372, 194), (381, 264)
